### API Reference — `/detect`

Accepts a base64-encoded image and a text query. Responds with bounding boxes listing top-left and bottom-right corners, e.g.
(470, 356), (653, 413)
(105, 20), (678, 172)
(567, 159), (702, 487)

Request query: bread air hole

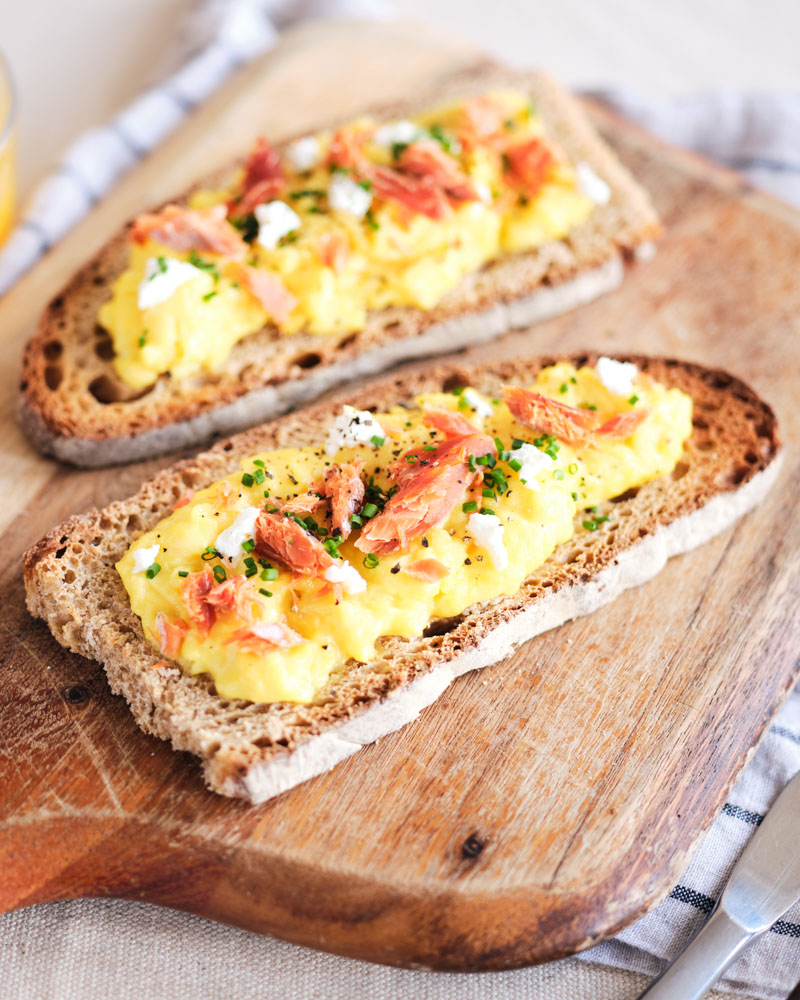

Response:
(45, 365), (63, 390)
(423, 614), (465, 638)
(43, 339), (63, 361)
(88, 375), (154, 405)
(292, 351), (322, 370)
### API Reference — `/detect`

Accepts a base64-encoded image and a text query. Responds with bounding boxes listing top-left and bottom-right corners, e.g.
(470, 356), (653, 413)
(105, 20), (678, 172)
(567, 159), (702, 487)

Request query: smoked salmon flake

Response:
(324, 460), (366, 540)
(225, 622), (303, 653)
(154, 612), (188, 658)
(131, 204), (247, 259)
(230, 137), (284, 215)
(231, 263), (296, 324)
(504, 385), (648, 444)
(358, 420), (494, 556)
(504, 138), (555, 196)
(254, 511), (334, 576)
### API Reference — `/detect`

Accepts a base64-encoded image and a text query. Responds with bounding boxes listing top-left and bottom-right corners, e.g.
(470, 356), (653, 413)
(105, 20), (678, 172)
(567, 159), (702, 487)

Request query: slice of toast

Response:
(19, 68), (659, 467)
(23, 353), (781, 803)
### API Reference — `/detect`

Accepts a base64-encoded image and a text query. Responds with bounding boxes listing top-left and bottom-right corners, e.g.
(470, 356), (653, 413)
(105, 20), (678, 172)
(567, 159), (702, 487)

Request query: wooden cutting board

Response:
(1, 19), (799, 972)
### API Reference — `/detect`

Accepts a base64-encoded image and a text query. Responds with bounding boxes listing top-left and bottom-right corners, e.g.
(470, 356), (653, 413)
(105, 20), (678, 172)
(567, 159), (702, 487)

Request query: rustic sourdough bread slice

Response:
(24, 353), (781, 802)
(19, 67), (659, 467)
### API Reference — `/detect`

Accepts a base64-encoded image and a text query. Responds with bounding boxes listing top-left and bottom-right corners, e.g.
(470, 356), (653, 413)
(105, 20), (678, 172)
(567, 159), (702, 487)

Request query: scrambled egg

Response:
(99, 89), (595, 390)
(117, 364), (693, 704)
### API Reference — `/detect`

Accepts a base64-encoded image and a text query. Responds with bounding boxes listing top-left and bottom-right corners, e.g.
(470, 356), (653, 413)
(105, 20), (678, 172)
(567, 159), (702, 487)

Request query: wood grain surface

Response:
(1, 20), (799, 971)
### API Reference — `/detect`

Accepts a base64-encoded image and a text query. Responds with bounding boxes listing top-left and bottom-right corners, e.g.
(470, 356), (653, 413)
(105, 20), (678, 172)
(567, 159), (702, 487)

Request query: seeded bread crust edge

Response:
(23, 353), (781, 802)
(19, 68), (660, 465)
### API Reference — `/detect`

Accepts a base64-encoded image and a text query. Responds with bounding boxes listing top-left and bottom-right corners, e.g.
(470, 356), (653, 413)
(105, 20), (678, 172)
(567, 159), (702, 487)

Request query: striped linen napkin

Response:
(2, 5), (800, 993)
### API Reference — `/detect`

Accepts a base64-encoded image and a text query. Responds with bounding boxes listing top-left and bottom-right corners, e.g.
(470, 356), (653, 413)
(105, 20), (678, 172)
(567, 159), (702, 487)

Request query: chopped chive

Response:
(451, 386), (465, 395)
(462, 500), (478, 513)
(213, 565), (227, 583)
(493, 437), (504, 453)
(362, 502), (378, 518)
(559, 383), (568, 394)
(508, 458), (522, 472)
(201, 546), (218, 561)
(423, 444), (437, 452)
(259, 588), (273, 597)
(261, 566), (278, 581)
(479, 506), (495, 516)
(405, 455), (418, 464)
(512, 438), (524, 450)
(370, 434), (385, 447)
(241, 472), (254, 487)
(468, 454), (477, 472)
(571, 492), (578, 501)
(145, 563), (161, 579)
(202, 291), (218, 302)
(253, 459), (265, 467)
(350, 514), (363, 527)
(628, 394), (640, 405)
(288, 188), (325, 199)
(482, 488), (496, 498)
(177, 569), (189, 578)
(242, 538), (255, 552)
(138, 334), (147, 348)
(583, 519), (599, 532)
(363, 553), (380, 569)
(457, 396), (469, 411)
(391, 141), (409, 160)
(365, 209), (380, 231)
(568, 463), (578, 474)
(553, 469), (565, 480)
(253, 468), (266, 484)
(570, 376), (577, 384)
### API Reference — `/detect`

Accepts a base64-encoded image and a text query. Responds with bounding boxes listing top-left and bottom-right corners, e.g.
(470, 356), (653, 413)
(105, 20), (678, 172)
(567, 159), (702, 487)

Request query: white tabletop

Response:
(3, 2), (795, 998)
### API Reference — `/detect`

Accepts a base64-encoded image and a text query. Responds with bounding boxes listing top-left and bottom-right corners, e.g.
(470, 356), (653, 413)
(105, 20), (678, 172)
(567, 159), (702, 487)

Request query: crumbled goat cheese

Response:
(514, 442), (555, 490)
(372, 120), (422, 148)
(576, 162), (612, 205)
(285, 135), (321, 172)
(462, 388), (494, 420)
(595, 356), (638, 397)
(467, 512), (508, 571)
(255, 200), (301, 250)
(138, 258), (203, 310)
(328, 174), (372, 218)
(324, 560), (367, 595)
(132, 542), (160, 574)
(214, 506), (261, 561)
(325, 405), (385, 456)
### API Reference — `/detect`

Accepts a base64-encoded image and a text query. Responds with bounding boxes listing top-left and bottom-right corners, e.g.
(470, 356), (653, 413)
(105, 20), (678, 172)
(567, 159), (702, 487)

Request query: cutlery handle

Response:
(638, 907), (756, 1000)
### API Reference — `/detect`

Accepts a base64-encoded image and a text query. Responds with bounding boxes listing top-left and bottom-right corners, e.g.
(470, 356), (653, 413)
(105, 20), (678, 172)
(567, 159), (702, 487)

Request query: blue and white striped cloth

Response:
(2, 4), (800, 995)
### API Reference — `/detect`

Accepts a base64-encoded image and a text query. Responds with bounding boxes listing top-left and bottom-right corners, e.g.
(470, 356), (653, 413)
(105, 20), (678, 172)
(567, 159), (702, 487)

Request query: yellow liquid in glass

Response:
(0, 64), (16, 247)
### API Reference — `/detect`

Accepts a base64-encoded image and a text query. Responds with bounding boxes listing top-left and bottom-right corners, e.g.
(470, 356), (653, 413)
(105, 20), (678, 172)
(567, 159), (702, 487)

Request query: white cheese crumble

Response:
(325, 405), (385, 456)
(514, 442), (555, 490)
(595, 356), (638, 397)
(328, 174), (372, 218)
(132, 542), (160, 574)
(474, 181), (493, 204)
(324, 560), (367, 595)
(462, 388), (494, 420)
(255, 200), (301, 250)
(576, 162), (612, 205)
(214, 506), (261, 561)
(373, 120), (422, 148)
(467, 512), (508, 571)
(138, 257), (203, 310)
(285, 135), (321, 172)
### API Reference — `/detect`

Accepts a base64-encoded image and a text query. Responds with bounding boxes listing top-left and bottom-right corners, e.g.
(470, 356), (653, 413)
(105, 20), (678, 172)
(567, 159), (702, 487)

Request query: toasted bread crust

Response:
(24, 353), (780, 801)
(20, 69), (659, 463)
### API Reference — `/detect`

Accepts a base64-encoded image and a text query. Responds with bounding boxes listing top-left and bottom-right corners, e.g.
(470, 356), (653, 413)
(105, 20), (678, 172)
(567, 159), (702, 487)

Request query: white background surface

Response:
(2, 2), (798, 998)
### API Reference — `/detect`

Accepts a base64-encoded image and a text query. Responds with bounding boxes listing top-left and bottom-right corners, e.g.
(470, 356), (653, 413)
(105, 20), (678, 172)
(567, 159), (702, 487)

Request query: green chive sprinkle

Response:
(508, 458), (522, 472)
(462, 500), (478, 513)
(177, 569), (189, 578)
(241, 472), (254, 487)
(145, 563), (161, 579)
(213, 565), (227, 583)
(363, 554), (379, 569)
(202, 291), (218, 302)
(553, 469), (565, 480)
(568, 463), (578, 474)
(370, 435), (385, 447)
(583, 519), (599, 532)
(628, 394), (640, 405)
(559, 383), (568, 394)
(261, 566), (278, 582)
(362, 503), (378, 518)
(259, 588), (273, 598)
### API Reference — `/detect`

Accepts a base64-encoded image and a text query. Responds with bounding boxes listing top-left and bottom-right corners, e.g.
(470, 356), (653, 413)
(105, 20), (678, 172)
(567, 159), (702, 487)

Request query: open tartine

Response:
(23, 353), (781, 803)
(19, 69), (659, 467)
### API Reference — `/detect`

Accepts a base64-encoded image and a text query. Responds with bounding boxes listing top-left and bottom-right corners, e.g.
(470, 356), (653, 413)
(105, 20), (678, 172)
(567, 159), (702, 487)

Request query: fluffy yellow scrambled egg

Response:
(117, 363), (692, 704)
(99, 89), (595, 389)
